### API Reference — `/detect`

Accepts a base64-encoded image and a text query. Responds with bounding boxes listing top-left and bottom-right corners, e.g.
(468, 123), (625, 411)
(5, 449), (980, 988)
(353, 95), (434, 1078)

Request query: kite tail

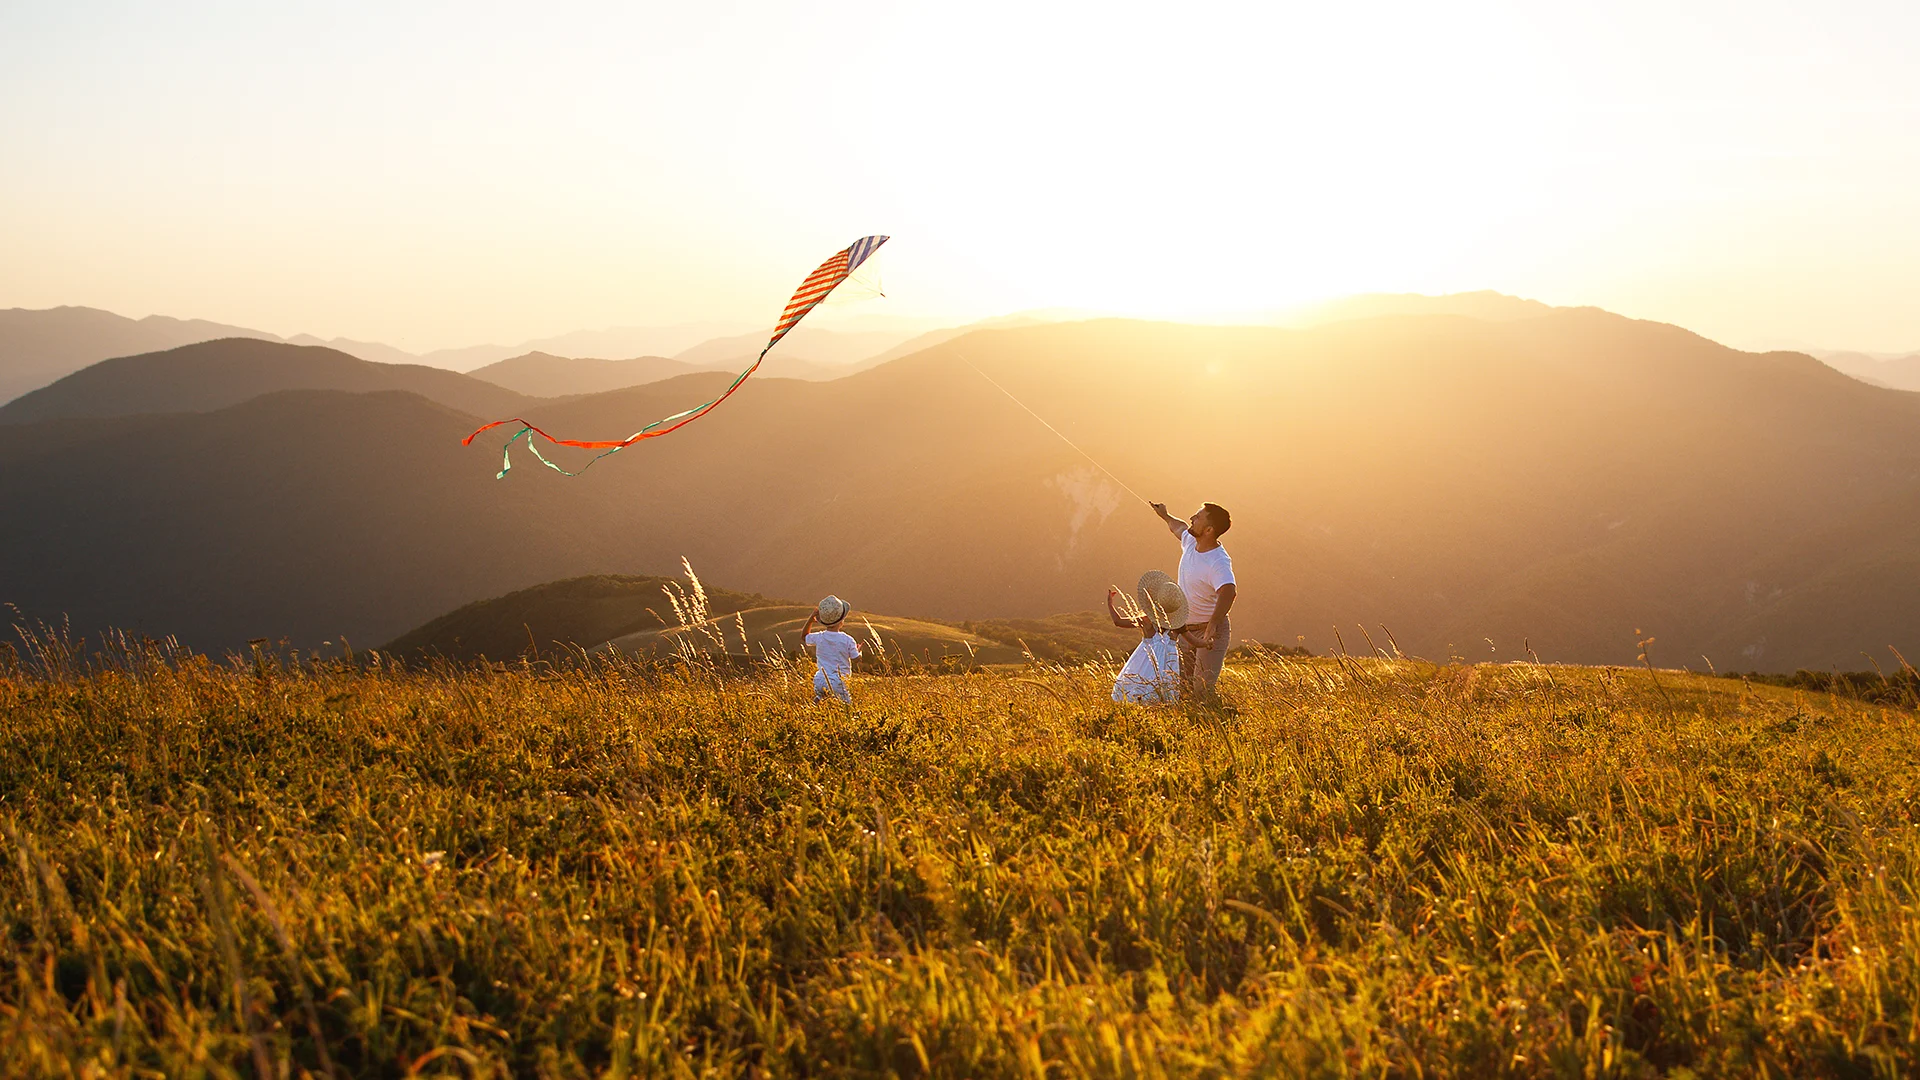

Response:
(471, 342), (775, 480)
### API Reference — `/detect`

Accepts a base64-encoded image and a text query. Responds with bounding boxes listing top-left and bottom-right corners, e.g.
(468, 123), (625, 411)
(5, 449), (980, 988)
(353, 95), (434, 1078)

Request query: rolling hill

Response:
(380, 573), (785, 661)
(597, 604), (1026, 666)
(0, 338), (534, 424)
(379, 572), (1127, 665)
(3, 310), (1918, 670)
(464, 352), (703, 398)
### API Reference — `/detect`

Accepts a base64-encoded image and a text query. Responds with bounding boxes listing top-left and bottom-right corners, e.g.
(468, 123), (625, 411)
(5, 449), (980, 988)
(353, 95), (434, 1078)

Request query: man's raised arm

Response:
(1149, 501), (1185, 537)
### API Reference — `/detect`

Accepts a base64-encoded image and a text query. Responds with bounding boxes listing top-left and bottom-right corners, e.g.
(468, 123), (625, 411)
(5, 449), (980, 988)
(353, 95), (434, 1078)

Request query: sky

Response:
(2, 1), (1917, 353)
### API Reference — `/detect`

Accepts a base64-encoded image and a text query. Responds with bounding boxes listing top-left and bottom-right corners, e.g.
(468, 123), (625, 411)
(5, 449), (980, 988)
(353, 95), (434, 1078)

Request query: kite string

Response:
(955, 350), (1153, 508)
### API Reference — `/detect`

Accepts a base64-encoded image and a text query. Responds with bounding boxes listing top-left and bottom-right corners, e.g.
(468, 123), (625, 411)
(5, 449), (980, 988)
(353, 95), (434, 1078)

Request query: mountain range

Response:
(1814, 350), (1920, 392)
(2, 305), (1917, 672)
(17, 298), (1907, 404)
(462, 352), (701, 399)
(0, 307), (936, 405)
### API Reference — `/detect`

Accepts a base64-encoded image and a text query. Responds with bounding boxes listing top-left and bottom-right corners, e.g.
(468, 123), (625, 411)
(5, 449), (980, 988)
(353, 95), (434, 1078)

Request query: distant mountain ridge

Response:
(0, 339), (533, 425)
(673, 327), (909, 368)
(0, 306), (282, 405)
(0, 306), (762, 404)
(0, 294), (1568, 408)
(1281, 290), (1559, 326)
(0, 306), (938, 405)
(412, 323), (757, 372)
(465, 352), (702, 398)
(1814, 349), (1920, 392)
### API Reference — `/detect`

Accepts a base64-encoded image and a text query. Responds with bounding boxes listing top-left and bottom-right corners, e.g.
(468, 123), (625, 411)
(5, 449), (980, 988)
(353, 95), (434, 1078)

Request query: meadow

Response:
(2, 634), (1918, 1078)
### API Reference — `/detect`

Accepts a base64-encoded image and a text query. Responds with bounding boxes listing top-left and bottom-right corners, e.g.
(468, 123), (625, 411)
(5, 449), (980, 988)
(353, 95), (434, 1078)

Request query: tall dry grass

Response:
(1, 630), (1917, 1077)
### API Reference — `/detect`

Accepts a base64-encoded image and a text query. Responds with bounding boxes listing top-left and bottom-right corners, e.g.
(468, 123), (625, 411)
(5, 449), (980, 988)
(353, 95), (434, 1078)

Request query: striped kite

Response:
(465, 234), (889, 477)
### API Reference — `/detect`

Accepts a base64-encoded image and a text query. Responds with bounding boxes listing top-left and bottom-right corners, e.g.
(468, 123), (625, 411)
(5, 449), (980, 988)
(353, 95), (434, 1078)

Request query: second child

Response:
(1107, 571), (1187, 704)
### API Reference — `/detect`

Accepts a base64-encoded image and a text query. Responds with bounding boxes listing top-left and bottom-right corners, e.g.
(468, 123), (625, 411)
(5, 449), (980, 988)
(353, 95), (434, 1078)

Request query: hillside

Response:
(5, 650), (1918, 1074)
(381, 573), (786, 661)
(600, 604), (1027, 666)
(381, 573), (1110, 666)
(4, 311), (1920, 669)
(0, 338), (534, 424)
(464, 352), (702, 398)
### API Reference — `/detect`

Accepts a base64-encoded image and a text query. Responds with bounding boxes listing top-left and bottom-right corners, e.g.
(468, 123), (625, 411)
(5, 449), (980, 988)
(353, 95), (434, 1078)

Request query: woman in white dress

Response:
(1107, 570), (1188, 704)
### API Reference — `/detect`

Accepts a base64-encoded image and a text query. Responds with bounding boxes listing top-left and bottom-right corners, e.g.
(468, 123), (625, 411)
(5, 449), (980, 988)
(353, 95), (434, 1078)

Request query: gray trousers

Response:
(1178, 617), (1229, 702)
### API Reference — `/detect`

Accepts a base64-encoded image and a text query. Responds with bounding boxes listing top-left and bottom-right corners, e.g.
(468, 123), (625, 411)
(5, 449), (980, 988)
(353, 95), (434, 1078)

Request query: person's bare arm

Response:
(1149, 501), (1186, 538)
(1201, 583), (1236, 647)
(1107, 588), (1139, 628)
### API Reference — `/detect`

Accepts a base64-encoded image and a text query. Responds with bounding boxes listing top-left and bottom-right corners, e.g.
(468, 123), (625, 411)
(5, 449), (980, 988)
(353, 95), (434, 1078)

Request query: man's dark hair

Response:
(1202, 502), (1231, 537)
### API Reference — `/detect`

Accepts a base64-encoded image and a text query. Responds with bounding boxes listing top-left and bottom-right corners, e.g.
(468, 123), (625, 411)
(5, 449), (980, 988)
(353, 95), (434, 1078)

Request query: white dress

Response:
(1112, 633), (1181, 703)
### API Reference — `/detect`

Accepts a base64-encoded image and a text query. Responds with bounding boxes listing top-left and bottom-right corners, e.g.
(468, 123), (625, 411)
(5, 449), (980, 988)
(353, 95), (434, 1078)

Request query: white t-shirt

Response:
(1179, 529), (1236, 624)
(805, 629), (862, 680)
(1113, 633), (1180, 703)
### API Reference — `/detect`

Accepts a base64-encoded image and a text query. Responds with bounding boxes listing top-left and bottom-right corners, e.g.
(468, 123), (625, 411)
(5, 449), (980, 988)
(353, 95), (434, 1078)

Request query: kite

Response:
(464, 234), (889, 478)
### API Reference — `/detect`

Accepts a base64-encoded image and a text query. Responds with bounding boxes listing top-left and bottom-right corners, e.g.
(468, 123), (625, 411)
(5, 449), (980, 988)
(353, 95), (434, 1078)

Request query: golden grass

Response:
(2, 642), (1917, 1077)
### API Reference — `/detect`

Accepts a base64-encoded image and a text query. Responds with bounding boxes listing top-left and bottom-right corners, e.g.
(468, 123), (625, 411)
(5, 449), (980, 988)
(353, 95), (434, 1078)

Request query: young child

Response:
(801, 594), (862, 704)
(1108, 571), (1186, 704)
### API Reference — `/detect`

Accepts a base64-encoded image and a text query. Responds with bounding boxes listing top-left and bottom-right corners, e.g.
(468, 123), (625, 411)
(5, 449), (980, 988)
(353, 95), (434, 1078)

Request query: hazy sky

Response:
(3, 1), (1916, 352)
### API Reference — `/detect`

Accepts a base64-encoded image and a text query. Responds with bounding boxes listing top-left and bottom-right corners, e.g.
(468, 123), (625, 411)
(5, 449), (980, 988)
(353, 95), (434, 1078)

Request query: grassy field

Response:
(2, 638), (1918, 1077)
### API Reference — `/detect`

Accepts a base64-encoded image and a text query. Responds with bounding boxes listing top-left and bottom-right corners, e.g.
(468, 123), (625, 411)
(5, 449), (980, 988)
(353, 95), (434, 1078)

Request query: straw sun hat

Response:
(1135, 571), (1189, 630)
(815, 595), (851, 626)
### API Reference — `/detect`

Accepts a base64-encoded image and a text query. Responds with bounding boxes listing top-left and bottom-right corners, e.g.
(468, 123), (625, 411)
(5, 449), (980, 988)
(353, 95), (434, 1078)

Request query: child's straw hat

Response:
(1135, 571), (1188, 630)
(816, 595), (851, 626)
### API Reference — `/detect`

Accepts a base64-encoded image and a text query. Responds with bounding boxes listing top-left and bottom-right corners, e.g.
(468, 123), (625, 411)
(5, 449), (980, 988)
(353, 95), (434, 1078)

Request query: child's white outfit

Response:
(806, 628), (861, 703)
(1113, 631), (1181, 704)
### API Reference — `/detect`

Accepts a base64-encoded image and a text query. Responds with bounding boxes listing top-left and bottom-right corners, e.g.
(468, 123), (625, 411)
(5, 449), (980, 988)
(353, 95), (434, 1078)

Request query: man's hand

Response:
(1150, 501), (1184, 536)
